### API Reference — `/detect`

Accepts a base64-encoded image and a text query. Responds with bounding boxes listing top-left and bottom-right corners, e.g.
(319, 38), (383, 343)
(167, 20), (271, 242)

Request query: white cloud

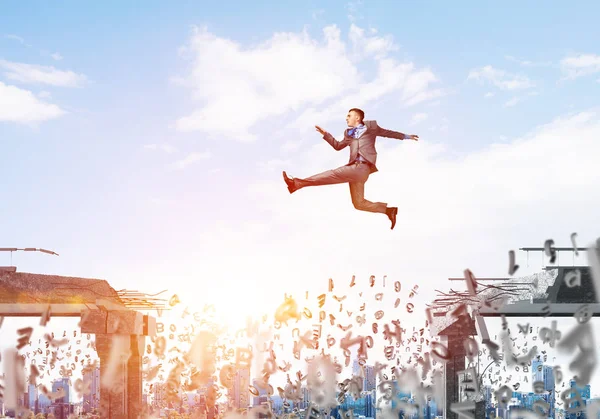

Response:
(503, 90), (539, 108)
(281, 139), (303, 152)
(505, 55), (552, 67)
(0, 81), (65, 123)
(144, 143), (178, 153)
(38, 90), (52, 99)
(50, 53), (63, 61)
(169, 151), (211, 170)
(560, 53), (600, 79)
(504, 97), (520, 107)
(284, 61), (446, 135)
(173, 24), (356, 141)
(427, 117), (448, 133)
(4, 34), (24, 43)
(409, 112), (428, 126)
(468, 65), (535, 90)
(4, 34), (30, 47)
(484, 92), (495, 98)
(348, 24), (398, 59)
(257, 158), (291, 172)
(345, 0), (363, 23)
(0, 59), (87, 87)
(173, 24), (444, 141)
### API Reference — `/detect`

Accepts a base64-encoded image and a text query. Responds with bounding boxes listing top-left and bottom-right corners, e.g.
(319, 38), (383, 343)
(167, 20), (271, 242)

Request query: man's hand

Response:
(315, 125), (328, 136)
(406, 134), (419, 141)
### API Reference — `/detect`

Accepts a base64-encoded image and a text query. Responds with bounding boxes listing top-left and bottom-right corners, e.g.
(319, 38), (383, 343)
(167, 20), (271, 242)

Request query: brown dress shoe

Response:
(386, 207), (398, 230)
(282, 171), (297, 194)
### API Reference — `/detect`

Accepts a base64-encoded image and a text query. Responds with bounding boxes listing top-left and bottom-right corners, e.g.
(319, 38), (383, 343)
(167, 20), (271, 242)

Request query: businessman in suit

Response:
(282, 108), (418, 230)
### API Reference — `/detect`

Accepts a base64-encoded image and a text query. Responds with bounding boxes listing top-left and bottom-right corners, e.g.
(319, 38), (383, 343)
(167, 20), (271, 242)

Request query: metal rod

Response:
(448, 278), (509, 281)
(519, 247), (588, 251)
(0, 247), (59, 256)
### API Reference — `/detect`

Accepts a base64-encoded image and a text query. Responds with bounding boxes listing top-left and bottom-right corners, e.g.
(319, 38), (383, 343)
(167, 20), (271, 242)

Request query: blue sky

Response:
(2, 0), (600, 402)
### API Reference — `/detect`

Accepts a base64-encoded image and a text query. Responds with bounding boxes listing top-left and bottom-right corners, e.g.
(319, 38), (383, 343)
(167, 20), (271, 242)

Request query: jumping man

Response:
(282, 108), (419, 230)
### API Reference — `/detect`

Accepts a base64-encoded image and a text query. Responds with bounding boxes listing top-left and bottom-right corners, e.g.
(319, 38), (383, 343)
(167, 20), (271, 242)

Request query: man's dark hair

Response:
(348, 108), (365, 123)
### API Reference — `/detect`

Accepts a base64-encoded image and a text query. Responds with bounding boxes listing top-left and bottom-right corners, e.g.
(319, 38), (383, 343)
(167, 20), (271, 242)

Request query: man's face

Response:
(346, 111), (361, 127)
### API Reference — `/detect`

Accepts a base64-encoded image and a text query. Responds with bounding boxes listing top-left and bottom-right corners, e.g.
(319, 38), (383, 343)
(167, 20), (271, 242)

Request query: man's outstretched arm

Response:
(375, 122), (419, 141)
(315, 125), (350, 150)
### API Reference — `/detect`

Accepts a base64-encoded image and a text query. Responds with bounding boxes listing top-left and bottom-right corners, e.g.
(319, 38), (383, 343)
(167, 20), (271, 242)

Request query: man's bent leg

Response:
(349, 180), (387, 214)
(295, 165), (361, 190)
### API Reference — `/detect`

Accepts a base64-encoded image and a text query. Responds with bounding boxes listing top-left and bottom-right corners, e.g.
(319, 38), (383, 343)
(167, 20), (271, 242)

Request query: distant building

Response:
(83, 365), (100, 413)
(50, 377), (73, 419)
(184, 390), (200, 410)
(49, 402), (74, 419)
(566, 379), (591, 419)
(52, 377), (71, 404)
(338, 392), (371, 418)
(431, 396), (444, 418)
(72, 401), (84, 416)
(532, 360), (555, 417)
(252, 378), (270, 407)
(38, 393), (52, 414)
(153, 382), (167, 408)
(271, 395), (284, 414)
(296, 385), (311, 410)
(27, 383), (38, 411)
(232, 367), (250, 409)
(483, 385), (493, 410)
(352, 360), (376, 392)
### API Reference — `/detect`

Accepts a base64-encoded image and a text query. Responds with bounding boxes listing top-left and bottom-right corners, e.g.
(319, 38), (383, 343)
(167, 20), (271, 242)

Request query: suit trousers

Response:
(295, 162), (388, 213)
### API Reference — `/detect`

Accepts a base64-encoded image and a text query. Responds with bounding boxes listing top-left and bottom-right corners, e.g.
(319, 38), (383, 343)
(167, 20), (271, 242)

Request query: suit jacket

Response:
(322, 120), (404, 174)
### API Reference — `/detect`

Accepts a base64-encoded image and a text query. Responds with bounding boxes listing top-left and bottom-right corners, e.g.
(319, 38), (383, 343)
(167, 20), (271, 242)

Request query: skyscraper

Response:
(252, 378), (268, 406)
(232, 367), (250, 409)
(52, 378), (71, 404)
(152, 382), (164, 408)
(352, 360), (376, 392)
(27, 383), (37, 411)
(83, 365), (100, 413)
(364, 365), (376, 392)
(352, 359), (362, 376)
(531, 360), (555, 417)
(566, 379), (591, 419)
(50, 378), (72, 419)
(299, 385), (311, 410)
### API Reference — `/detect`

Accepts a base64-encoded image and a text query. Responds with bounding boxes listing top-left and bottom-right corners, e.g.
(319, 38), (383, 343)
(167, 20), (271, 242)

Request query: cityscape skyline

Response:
(1, 357), (595, 419)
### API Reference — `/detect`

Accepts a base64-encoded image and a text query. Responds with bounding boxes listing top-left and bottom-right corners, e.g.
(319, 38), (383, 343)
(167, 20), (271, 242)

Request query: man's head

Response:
(346, 108), (364, 127)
